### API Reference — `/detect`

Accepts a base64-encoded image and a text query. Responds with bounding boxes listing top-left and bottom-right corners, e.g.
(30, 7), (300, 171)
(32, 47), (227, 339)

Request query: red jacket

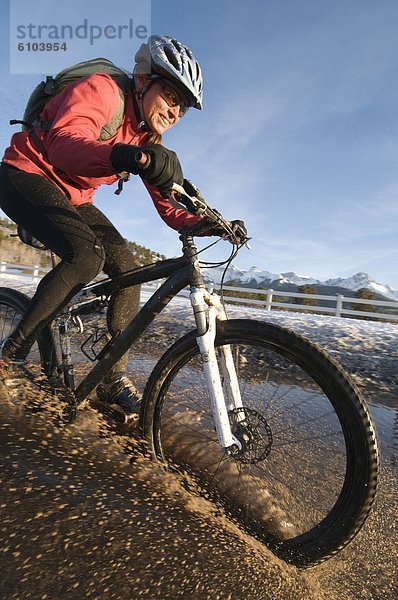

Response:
(2, 73), (201, 231)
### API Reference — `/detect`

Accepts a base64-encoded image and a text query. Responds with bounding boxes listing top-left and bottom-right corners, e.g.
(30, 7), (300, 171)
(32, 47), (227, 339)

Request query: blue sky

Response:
(1, 0), (398, 288)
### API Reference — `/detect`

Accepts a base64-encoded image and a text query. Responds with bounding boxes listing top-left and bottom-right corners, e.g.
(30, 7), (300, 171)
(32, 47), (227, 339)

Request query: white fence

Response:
(0, 260), (48, 282)
(1, 260), (398, 323)
(212, 285), (398, 323)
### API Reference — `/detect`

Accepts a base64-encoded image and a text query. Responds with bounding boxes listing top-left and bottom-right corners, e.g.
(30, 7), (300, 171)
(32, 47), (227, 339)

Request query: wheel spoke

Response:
(150, 320), (378, 566)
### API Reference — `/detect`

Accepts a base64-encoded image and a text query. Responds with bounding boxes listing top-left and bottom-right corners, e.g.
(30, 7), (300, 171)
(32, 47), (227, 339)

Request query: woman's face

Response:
(137, 76), (185, 134)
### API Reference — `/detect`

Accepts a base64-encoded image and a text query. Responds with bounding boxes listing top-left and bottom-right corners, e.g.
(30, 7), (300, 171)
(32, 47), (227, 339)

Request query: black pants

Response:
(0, 163), (140, 376)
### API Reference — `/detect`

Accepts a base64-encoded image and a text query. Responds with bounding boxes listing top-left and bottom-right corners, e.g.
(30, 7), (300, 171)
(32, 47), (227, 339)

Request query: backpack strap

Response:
(98, 81), (126, 141)
(98, 75), (132, 194)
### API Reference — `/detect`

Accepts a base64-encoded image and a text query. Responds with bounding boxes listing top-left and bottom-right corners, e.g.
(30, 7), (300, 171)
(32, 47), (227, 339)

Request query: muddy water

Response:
(0, 315), (397, 598)
(313, 393), (398, 599)
(0, 399), (326, 600)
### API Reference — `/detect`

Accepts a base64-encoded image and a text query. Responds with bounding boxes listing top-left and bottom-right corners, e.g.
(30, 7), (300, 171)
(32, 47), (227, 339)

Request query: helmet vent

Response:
(170, 38), (182, 52)
(164, 46), (180, 70)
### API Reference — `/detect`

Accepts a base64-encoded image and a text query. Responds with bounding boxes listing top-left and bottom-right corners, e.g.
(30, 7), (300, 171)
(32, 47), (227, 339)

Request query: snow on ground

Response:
(224, 302), (398, 387)
(1, 273), (397, 388)
(1, 273), (397, 469)
(143, 289), (398, 388)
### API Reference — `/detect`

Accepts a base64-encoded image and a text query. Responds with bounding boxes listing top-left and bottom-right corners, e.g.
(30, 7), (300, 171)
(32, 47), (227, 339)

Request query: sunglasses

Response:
(158, 79), (189, 117)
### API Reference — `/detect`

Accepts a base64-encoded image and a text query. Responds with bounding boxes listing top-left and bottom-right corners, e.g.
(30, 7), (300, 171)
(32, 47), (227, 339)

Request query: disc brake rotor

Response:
(228, 406), (273, 464)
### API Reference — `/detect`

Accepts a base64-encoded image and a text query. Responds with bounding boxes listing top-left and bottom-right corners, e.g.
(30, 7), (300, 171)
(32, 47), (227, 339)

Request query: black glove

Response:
(212, 219), (248, 244)
(110, 143), (141, 174)
(142, 145), (183, 194)
(110, 143), (183, 196)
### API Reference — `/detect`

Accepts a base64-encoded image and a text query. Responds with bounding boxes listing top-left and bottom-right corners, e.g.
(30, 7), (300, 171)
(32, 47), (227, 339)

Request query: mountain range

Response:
(202, 266), (398, 302)
(1, 217), (396, 303)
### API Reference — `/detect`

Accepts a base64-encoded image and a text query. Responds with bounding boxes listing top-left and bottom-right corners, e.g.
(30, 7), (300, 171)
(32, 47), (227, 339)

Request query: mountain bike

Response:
(0, 180), (379, 567)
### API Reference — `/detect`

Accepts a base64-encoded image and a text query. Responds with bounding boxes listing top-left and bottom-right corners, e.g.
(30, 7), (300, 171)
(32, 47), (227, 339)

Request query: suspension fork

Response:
(207, 292), (245, 415)
(191, 287), (244, 454)
(181, 232), (244, 454)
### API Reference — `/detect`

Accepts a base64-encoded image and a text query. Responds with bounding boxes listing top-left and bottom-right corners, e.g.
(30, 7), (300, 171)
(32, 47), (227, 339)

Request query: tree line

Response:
(221, 282), (395, 320)
(295, 284), (381, 316)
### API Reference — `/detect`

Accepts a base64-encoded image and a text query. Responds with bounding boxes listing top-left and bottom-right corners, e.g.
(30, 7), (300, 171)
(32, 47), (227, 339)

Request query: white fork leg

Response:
(219, 344), (245, 417)
(205, 293), (245, 420)
(191, 289), (242, 453)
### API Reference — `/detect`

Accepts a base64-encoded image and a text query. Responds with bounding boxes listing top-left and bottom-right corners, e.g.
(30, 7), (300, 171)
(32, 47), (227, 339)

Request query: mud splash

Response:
(0, 315), (397, 598)
(0, 393), (328, 600)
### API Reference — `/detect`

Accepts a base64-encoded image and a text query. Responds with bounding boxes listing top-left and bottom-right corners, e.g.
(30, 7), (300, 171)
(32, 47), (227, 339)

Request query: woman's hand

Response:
(110, 143), (183, 196)
(139, 145), (183, 196)
(212, 219), (248, 244)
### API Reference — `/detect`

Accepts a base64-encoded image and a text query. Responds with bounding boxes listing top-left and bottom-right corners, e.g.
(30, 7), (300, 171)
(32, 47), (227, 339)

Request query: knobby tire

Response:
(141, 318), (379, 567)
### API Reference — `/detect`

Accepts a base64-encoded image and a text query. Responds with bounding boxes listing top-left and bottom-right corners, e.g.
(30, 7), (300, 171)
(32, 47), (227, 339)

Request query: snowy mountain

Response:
(323, 272), (398, 301)
(203, 266), (319, 287)
(202, 267), (398, 301)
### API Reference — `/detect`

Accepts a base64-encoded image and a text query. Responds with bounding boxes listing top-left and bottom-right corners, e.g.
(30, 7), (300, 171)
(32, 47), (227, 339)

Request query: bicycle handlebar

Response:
(134, 151), (250, 246)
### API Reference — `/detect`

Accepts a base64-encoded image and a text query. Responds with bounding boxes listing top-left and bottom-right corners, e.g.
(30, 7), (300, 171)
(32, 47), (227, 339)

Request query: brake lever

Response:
(172, 183), (251, 249)
(171, 183), (208, 215)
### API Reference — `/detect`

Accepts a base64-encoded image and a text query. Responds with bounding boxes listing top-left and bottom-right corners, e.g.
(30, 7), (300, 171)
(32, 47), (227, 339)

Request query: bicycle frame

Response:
(60, 233), (244, 454)
(72, 257), (190, 404)
(3, 188), (379, 566)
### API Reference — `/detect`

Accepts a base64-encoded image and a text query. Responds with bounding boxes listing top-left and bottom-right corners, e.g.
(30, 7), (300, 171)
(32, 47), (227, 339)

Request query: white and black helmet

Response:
(134, 35), (203, 110)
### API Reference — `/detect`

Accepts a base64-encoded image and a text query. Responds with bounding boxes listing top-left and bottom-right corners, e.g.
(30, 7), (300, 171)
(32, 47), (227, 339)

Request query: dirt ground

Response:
(0, 313), (397, 599)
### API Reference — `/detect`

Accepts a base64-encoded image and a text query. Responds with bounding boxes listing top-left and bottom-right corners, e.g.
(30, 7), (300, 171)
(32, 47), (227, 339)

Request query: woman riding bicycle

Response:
(0, 35), (205, 413)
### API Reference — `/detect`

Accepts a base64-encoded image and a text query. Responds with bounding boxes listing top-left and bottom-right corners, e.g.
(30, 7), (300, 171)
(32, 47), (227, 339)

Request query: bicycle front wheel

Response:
(142, 318), (379, 567)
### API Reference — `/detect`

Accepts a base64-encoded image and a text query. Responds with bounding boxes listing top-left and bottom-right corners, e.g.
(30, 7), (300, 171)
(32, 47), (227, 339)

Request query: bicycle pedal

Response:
(81, 329), (117, 362)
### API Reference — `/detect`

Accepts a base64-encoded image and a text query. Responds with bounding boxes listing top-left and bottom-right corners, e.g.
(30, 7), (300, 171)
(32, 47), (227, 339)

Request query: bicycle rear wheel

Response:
(142, 318), (379, 567)
(0, 287), (56, 381)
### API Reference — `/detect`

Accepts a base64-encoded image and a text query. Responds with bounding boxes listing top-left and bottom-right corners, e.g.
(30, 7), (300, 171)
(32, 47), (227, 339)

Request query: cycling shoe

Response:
(96, 375), (141, 415)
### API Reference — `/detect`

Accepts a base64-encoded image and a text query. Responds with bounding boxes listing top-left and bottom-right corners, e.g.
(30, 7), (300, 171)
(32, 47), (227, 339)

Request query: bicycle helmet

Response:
(134, 35), (203, 110)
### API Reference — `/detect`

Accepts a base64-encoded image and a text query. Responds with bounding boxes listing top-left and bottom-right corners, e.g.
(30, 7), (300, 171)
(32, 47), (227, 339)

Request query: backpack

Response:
(10, 57), (131, 143)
